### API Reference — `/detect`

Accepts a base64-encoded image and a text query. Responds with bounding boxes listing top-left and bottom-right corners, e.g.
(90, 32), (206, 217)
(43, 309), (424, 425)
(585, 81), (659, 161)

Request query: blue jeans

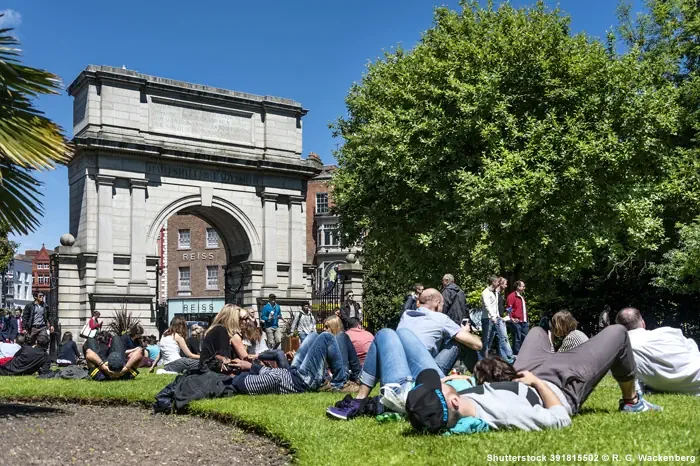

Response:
(509, 321), (529, 355)
(481, 318), (514, 360)
(360, 329), (439, 389)
(298, 330), (316, 343)
(291, 332), (346, 390)
(433, 338), (480, 375)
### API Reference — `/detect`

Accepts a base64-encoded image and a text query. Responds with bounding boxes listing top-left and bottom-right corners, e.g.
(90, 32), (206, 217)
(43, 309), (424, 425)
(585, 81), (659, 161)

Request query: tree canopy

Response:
(331, 0), (700, 334)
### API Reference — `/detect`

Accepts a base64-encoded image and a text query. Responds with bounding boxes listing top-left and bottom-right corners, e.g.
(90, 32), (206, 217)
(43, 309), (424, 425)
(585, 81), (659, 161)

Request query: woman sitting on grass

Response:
(56, 331), (81, 366)
(151, 316), (200, 373)
(324, 315), (343, 335)
(551, 311), (589, 353)
(186, 325), (203, 355)
(199, 304), (243, 373)
(141, 336), (160, 367)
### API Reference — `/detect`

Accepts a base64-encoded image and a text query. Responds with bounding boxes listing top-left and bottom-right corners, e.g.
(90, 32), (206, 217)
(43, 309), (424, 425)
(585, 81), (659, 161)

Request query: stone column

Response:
(128, 179), (150, 294)
(288, 195), (305, 297)
(261, 192), (278, 291)
(94, 174), (116, 292)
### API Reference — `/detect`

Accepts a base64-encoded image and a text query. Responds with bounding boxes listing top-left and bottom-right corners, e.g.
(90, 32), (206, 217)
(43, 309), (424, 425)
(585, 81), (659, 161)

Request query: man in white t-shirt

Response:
(616, 307), (700, 396)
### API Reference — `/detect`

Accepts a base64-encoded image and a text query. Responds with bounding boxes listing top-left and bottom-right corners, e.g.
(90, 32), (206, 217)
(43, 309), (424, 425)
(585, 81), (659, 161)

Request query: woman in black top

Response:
(199, 305), (239, 372)
(57, 331), (81, 366)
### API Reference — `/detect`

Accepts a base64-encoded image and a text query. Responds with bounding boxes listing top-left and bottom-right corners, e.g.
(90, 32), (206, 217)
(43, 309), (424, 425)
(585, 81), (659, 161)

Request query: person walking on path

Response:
(261, 294), (283, 349)
(22, 292), (53, 345)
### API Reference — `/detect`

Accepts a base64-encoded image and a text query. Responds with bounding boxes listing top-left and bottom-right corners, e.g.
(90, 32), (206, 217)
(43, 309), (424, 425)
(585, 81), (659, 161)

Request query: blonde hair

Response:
(206, 304), (242, 338)
(551, 311), (578, 338)
(324, 315), (343, 335)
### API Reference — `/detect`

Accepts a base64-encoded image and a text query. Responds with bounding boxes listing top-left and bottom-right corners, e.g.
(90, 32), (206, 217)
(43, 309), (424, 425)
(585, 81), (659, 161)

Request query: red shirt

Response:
(346, 328), (374, 366)
(506, 291), (527, 322)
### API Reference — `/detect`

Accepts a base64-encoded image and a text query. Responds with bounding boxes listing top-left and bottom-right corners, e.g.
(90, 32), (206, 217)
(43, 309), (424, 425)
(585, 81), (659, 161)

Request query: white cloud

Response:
(0, 9), (22, 30)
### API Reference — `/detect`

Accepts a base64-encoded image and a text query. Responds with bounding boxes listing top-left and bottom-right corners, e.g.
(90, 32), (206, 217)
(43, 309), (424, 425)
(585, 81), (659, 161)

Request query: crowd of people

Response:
(1, 276), (699, 436)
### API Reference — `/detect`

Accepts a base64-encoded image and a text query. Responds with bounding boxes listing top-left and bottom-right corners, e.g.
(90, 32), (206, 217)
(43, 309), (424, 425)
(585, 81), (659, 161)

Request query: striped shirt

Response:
(235, 366), (306, 395)
(558, 330), (589, 353)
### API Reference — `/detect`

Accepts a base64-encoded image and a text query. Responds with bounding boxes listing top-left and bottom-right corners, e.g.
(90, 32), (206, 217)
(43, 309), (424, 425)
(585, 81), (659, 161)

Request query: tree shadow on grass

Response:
(0, 403), (66, 419)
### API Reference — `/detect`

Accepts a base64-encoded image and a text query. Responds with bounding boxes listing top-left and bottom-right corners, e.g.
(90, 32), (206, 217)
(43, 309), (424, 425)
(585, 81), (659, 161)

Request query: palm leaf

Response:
(108, 305), (141, 336)
(0, 17), (72, 234)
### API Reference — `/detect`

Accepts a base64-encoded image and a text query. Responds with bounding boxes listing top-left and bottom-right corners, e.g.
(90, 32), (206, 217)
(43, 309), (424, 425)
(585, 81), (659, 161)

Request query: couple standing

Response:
(480, 276), (528, 363)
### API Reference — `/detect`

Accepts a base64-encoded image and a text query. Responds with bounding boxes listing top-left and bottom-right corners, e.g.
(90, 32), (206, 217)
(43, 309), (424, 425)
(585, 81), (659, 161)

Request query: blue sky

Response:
(4, 0), (641, 252)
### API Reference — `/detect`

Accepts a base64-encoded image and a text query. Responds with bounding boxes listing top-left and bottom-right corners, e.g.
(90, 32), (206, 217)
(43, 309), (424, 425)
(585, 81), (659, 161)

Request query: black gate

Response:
(311, 276), (343, 332)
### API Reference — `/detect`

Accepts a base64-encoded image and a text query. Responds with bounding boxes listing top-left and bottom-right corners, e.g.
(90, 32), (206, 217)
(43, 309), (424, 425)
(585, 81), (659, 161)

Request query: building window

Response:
(23, 285), (28, 300)
(178, 229), (191, 249)
(38, 275), (49, 285)
(206, 228), (219, 248)
(178, 267), (191, 290)
(316, 192), (329, 214)
(37, 263), (48, 270)
(206, 265), (219, 289)
(317, 224), (339, 247)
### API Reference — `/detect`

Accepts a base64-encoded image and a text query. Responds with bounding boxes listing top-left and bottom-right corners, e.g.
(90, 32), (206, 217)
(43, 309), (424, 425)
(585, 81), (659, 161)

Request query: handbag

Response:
(80, 321), (97, 339)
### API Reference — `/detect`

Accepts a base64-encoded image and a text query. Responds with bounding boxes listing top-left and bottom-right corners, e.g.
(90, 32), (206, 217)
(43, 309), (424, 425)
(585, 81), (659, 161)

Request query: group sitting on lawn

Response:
(5, 274), (700, 437)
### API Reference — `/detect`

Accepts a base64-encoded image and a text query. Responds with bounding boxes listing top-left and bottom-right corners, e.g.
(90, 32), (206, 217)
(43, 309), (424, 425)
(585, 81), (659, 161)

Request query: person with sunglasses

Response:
(22, 291), (53, 345)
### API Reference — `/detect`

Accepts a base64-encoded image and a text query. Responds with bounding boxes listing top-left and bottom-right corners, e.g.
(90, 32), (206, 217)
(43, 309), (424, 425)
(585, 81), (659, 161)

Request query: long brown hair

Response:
(551, 311), (579, 338)
(164, 316), (188, 339)
(206, 304), (242, 338)
(473, 357), (518, 385)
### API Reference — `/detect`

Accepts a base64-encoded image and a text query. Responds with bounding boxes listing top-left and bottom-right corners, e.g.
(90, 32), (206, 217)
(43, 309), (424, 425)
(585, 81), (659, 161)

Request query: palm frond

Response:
(0, 19), (72, 233)
(108, 305), (141, 336)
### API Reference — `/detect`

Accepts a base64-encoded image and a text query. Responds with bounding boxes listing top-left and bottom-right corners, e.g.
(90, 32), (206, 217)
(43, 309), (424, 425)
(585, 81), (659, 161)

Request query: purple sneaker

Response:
(326, 398), (367, 420)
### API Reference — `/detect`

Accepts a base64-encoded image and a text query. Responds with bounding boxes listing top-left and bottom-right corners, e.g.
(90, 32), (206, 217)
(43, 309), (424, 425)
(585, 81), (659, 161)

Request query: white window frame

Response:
(178, 229), (191, 249)
(178, 267), (191, 290)
(206, 228), (219, 248)
(318, 224), (339, 247)
(316, 192), (329, 214)
(206, 265), (219, 290)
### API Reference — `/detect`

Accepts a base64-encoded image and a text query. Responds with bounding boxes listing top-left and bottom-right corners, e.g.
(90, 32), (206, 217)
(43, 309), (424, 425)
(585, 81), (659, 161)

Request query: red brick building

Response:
(158, 214), (227, 323)
(29, 245), (52, 297)
(305, 160), (358, 291)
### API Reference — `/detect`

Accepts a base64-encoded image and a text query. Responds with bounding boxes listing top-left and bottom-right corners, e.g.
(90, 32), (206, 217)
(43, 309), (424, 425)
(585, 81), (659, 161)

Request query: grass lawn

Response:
(1, 374), (699, 465)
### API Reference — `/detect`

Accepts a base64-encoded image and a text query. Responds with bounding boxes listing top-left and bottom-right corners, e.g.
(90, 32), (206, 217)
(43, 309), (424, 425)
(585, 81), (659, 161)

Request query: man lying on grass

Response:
(616, 307), (700, 396)
(404, 325), (662, 434)
(328, 325), (661, 433)
(227, 331), (360, 394)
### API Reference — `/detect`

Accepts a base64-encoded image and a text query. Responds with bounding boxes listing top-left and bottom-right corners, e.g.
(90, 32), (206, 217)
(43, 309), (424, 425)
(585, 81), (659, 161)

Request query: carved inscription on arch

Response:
(149, 97), (253, 144)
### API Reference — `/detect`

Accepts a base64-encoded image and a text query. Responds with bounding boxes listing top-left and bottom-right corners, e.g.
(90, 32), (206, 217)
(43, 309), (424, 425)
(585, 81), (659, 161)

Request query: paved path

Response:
(0, 402), (291, 466)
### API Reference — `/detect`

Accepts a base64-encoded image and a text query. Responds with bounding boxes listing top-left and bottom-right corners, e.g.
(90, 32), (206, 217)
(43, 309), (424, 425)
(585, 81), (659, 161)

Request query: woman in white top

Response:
(150, 316), (200, 373)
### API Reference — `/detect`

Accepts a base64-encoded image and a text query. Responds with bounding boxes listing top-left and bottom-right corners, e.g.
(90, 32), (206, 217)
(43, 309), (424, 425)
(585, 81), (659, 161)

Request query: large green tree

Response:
(0, 19), (70, 234)
(332, 1), (694, 330)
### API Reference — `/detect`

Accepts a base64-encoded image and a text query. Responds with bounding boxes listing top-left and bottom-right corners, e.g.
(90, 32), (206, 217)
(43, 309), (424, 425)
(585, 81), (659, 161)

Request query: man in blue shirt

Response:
(261, 294), (283, 349)
(397, 288), (482, 375)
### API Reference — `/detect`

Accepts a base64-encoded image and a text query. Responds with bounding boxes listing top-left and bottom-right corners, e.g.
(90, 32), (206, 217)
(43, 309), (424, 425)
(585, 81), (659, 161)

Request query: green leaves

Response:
(0, 20), (71, 234)
(331, 0), (700, 329)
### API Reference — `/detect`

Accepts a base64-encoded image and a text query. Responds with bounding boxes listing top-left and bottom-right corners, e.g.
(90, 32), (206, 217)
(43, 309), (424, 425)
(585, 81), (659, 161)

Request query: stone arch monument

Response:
(57, 66), (321, 336)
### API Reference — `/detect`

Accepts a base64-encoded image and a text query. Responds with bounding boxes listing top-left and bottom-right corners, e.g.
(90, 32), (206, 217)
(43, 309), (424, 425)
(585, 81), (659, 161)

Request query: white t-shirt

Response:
(159, 335), (182, 366)
(628, 327), (700, 396)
